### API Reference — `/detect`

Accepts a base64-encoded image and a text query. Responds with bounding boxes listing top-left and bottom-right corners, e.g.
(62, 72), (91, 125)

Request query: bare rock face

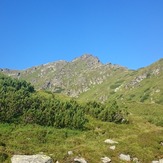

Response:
(126, 73), (147, 89)
(11, 154), (53, 163)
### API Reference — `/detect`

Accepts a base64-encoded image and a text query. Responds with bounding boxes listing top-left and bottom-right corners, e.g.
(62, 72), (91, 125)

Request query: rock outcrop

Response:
(152, 159), (163, 163)
(101, 156), (111, 163)
(119, 154), (131, 161)
(67, 151), (73, 155)
(109, 145), (116, 150)
(11, 154), (53, 163)
(104, 139), (118, 144)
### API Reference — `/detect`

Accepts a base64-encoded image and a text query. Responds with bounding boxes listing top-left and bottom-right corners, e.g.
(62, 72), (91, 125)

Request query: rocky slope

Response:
(79, 58), (163, 104)
(1, 54), (163, 103)
(0, 54), (128, 97)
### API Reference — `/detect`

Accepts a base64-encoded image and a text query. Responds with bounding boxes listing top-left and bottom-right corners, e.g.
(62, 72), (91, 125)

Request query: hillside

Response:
(79, 58), (163, 104)
(0, 54), (129, 98)
(0, 74), (163, 162)
(1, 55), (163, 104)
(1, 57), (163, 162)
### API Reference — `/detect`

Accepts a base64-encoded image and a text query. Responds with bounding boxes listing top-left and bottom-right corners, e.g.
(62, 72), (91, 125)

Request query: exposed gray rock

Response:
(42, 81), (52, 89)
(101, 156), (111, 163)
(74, 157), (87, 163)
(11, 154), (53, 163)
(159, 159), (163, 163)
(109, 145), (116, 150)
(152, 158), (163, 163)
(152, 68), (160, 75)
(68, 151), (73, 155)
(104, 139), (118, 144)
(155, 89), (160, 93)
(119, 154), (131, 161)
(126, 73), (147, 89)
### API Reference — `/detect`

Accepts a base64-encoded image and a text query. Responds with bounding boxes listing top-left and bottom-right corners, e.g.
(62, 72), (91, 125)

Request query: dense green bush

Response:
(0, 73), (128, 130)
(0, 73), (87, 129)
(84, 101), (128, 123)
(110, 83), (121, 89)
(140, 93), (150, 102)
(0, 153), (8, 162)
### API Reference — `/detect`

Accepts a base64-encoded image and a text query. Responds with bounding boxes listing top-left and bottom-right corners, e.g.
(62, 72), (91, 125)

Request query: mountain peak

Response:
(72, 54), (101, 65)
(80, 54), (100, 61)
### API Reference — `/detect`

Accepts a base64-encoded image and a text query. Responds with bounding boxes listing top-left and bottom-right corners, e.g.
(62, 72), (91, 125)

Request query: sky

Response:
(0, 0), (163, 70)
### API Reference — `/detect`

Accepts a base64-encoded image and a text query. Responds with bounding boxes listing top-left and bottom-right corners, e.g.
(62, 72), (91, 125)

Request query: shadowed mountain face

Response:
(1, 54), (163, 104)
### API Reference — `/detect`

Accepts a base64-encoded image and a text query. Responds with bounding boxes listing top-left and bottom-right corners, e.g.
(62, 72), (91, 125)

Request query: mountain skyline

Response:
(1, 53), (163, 71)
(1, 54), (163, 104)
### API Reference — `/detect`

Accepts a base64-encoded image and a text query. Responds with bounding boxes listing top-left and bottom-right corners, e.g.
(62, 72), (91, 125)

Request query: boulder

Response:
(109, 145), (116, 150)
(104, 139), (118, 144)
(119, 154), (131, 161)
(68, 151), (73, 155)
(101, 156), (111, 163)
(152, 159), (163, 163)
(159, 159), (163, 163)
(11, 154), (53, 163)
(74, 157), (87, 163)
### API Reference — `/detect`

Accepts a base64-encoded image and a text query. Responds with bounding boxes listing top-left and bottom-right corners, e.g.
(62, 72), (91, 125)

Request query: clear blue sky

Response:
(0, 0), (163, 70)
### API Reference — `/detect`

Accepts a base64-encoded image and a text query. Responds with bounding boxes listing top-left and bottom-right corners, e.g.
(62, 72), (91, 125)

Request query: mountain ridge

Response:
(1, 54), (163, 103)
(0, 54), (128, 97)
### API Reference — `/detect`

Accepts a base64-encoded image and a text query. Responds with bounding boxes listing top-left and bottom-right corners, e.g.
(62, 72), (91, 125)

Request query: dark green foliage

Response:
(110, 83), (121, 89)
(0, 153), (8, 162)
(84, 101), (128, 123)
(140, 93), (150, 102)
(0, 141), (6, 147)
(0, 73), (87, 130)
(109, 80), (124, 90)
(53, 87), (65, 93)
(0, 73), (35, 93)
(0, 73), (35, 123)
(0, 73), (128, 130)
(157, 98), (163, 105)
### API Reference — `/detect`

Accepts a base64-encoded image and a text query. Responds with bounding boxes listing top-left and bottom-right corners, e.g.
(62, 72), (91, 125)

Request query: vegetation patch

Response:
(0, 153), (8, 162)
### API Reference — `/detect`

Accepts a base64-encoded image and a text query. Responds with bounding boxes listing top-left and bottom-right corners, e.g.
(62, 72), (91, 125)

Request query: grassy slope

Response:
(78, 69), (130, 102)
(125, 102), (163, 127)
(1, 59), (163, 162)
(1, 108), (163, 163)
(78, 59), (163, 104)
(119, 59), (163, 104)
